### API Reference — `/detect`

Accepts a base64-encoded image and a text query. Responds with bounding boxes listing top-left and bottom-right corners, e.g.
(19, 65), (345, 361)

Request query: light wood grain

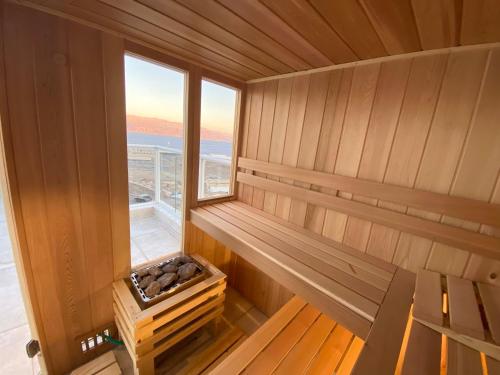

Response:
(477, 283), (500, 344)
(447, 338), (484, 375)
(447, 275), (485, 340)
(237, 172), (500, 260)
(401, 321), (441, 375)
(413, 269), (443, 326)
(238, 158), (500, 227)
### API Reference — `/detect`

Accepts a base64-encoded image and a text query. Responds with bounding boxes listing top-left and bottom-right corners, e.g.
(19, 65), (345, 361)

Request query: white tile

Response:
(0, 265), (28, 333)
(0, 324), (36, 375)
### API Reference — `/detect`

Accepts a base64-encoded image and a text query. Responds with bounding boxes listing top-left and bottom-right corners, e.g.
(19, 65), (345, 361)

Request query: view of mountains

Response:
(126, 114), (233, 142)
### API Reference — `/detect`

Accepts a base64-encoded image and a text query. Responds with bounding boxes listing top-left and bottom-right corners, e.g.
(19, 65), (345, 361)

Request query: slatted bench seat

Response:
(191, 201), (415, 342)
(412, 269), (500, 361)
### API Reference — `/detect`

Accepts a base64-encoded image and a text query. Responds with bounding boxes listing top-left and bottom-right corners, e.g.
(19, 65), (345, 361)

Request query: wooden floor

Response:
(113, 287), (268, 374)
(210, 297), (364, 375)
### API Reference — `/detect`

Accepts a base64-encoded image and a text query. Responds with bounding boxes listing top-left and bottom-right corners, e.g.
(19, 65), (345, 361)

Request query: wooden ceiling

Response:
(17, 0), (500, 81)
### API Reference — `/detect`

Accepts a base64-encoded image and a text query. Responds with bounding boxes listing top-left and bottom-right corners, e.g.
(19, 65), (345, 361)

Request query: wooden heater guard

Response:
(113, 254), (227, 374)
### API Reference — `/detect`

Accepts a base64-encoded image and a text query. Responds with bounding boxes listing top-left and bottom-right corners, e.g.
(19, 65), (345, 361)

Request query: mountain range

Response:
(127, 114), (232, 142)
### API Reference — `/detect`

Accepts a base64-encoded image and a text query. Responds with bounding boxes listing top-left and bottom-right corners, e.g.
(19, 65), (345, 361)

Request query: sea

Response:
(127, 132), (232, 157)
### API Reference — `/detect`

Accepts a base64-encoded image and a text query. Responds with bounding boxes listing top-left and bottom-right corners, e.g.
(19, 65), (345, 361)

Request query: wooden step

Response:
(412, 269), (500, 360)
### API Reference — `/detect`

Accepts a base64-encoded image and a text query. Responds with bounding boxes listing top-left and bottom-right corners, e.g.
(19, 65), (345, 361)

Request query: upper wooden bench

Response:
(191, 157), (500, 341)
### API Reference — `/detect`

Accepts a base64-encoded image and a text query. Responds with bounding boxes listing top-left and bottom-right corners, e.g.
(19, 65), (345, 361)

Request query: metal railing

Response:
(127, 144), (231, 217)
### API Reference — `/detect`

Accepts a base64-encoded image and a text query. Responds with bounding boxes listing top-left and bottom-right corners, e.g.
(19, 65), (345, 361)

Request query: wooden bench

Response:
(398, 318), (500, 374)
(412, 269), (500, 361)
(191, 157), (500, 337)
(209, 297), (500, 375)
(191, 200), (415, 342)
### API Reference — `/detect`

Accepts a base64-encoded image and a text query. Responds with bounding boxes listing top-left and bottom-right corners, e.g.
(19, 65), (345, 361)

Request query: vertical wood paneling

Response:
(69, 22), (114, 329)
(304, 69), (352, 234)
(263, 78), (293, 215)
(288, 71), (330, 227)
(33, 9), (93, 341)
(323, 63), (380, 246)
(0, 4), (129, 373)
(416, 49), (488, 276)
(2, 5), (71, 373)
(347, 58), (412, 261)
(239, 45), (500, 282)
(102, 34), (131, 280)
(274, 76), (310, 219)
(252, 81), (277, 210)
(241, 83), (264, 204)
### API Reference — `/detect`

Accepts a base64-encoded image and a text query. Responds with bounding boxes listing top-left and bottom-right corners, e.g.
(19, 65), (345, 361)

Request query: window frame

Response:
(196, 76), (242, 203)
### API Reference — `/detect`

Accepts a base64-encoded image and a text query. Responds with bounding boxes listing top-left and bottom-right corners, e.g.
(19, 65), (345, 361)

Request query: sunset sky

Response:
(124, 54), (237, 135)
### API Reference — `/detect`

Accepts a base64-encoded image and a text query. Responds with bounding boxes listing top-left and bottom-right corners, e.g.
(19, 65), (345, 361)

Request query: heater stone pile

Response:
(135, 256), (199, 298)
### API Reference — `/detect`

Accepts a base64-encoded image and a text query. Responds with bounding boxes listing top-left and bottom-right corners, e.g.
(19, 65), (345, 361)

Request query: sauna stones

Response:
(148, 266), (163, 277)
(157, 272), (177, 288)
(144, 281), (161, 298)
(162, 264), (178, 273)
(136, 268), (150, 278)
(178, 262), (197, 282)
(138, 275), (155, 289)
(171, 256), (192, 267)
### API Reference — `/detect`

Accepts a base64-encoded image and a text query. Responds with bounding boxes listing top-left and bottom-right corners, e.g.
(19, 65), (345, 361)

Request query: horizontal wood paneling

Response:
(0, 4), (130, 374)
(186, 221), (293, 317)
(238, 44), (500, 283)
(12, 0), (500, 81)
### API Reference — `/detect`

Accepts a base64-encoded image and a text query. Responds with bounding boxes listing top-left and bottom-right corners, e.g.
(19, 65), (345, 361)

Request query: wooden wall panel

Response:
(186, 222), (293, 316)
(238, 44), (500, 283)
(0, 4), (129, 373)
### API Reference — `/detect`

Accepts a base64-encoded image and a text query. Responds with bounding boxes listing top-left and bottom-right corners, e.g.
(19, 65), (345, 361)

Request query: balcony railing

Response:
(127, 144), (231, 219)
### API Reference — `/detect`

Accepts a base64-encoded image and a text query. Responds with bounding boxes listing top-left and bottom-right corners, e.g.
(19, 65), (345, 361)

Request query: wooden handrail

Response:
(238, 158), (500, 227)
(236, 172), (500, 260)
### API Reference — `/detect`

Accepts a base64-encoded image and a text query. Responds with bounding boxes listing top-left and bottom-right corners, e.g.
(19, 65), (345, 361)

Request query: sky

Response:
(124, 54), (237, 135)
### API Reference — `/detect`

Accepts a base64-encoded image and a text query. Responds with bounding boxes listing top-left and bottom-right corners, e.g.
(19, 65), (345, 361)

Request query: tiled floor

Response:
(0, 198), (40, 375)
(130, 212), (181, 267)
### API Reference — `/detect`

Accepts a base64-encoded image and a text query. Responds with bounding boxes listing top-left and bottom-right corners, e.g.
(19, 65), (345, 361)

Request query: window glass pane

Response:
(198, 80), (237, 199)
(125, 54), (185, 267)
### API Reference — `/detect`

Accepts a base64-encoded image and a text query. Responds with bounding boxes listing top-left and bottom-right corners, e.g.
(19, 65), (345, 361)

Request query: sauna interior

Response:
(0, 1), (499, 374)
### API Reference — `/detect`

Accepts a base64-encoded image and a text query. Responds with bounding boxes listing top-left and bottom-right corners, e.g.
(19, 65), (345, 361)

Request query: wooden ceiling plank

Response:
(461, 0), (500, 45)
(218, 0), (332, 67)
(309, 0), (388, 59)
(69, 0), (260, 80)
(411, 0), (461, 49)
(100, 0), (278, 76)
(20, 0), (255, 80)
(128, 0), (293, 75)
(359, 0), (422, 54)
(178, 0), (312, 71)
(260, 0), (358, 63)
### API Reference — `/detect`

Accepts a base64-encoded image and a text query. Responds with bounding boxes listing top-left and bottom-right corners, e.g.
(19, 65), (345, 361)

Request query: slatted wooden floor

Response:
(211, 296), (364, 374)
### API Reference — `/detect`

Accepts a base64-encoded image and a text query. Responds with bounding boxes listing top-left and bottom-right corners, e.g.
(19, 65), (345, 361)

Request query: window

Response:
(124, 54), (185, 266)
(198, 79), (238, 200)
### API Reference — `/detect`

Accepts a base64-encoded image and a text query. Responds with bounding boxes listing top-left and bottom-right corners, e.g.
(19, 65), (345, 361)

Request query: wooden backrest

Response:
(237, 157), (500, 260)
